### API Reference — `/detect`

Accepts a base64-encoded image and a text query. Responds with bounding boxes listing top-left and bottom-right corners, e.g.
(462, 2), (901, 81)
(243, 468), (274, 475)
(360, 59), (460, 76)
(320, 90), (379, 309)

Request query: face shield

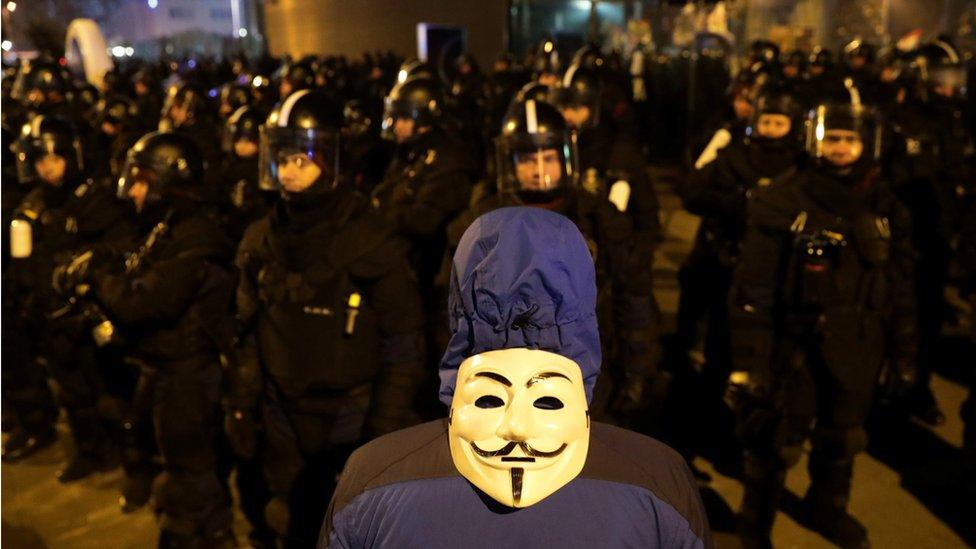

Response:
(15, 128), (84, 186)
(259, 125), (340, 193)
(496, 130), (578, 204)
(380, 97), (428, 142)
(805, 104), (882, 167)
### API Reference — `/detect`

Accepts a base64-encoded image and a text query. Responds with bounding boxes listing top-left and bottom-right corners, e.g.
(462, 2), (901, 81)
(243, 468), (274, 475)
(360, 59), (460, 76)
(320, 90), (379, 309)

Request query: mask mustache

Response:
(470, 441), (567, 458)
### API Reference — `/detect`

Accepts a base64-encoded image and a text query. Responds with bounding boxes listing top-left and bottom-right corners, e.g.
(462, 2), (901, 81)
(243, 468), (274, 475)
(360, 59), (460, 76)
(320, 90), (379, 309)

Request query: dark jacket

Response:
(93, 209), (234, 363)
(322, 420), (711, 548)
(730, 166), (917, 378)
(232, 189), (426, 437)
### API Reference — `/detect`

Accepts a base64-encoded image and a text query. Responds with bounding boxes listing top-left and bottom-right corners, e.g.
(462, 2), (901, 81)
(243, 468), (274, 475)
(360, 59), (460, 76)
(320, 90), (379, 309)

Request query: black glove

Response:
(879, 358), (917, 400)
(224, 408), (258, 459)
(52, 250), (95, 297)
(724, 369), (772, 412)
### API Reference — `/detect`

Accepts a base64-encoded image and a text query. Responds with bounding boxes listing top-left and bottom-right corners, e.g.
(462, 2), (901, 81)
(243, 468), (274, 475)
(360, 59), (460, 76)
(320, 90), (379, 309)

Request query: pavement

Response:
(2, 166), (973, 548)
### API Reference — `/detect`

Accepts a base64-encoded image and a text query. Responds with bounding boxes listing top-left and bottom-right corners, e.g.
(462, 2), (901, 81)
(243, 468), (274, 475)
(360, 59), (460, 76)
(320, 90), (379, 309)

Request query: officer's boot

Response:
(2, 408), (57, 462)
(57, 407), (119, 483)
(737, 452), (786, 549)
(119, 415), (157, 512)
(804, 455), (869, 548)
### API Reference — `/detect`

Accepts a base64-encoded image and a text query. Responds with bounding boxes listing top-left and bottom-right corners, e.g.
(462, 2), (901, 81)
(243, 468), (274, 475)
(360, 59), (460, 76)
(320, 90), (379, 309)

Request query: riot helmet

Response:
(804, 79), (881, 169)
(510, 82), (551, 111)
(842, 39), (877, 70)
(13, 60), (69, 109)
(259, 89), (343, 195)
(217, 82), (252, 120)
(783, 49), (808, 79)
(912, 40), (968, 102)
(96, 95), (139, 135)
(533, 37), (562, 86)
(748, 87), (802, 144)
(548, 65), (602, 129)
(73, 83), (102, 124)
(160, 82), (209, 130)
(809, 47), (835, 75)
(381, 76), (444, 143)
(15, 115), (85, 186)
(749, 40), (782, 68)
(278, 58), (316, 100)
(117, 131), (206, 213)
(222, 105), (264, 158)
(343, 100), (377, 140)
(396, 59), (435, 84)
(495, 98), (578, 204)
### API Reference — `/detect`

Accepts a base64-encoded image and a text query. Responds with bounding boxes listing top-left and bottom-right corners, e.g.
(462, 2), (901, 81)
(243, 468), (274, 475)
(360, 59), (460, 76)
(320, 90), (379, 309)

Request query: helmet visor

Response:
(496, 131), (578, 202)
(259, 126), (340, 192)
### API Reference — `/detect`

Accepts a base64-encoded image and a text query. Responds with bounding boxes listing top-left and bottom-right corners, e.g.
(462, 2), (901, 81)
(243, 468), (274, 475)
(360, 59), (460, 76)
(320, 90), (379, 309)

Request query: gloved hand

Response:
(224, 408), (258, 459)
(879, 358), (917, 400)
(52, 250), (95, 297)
(724, 369), (772, 412)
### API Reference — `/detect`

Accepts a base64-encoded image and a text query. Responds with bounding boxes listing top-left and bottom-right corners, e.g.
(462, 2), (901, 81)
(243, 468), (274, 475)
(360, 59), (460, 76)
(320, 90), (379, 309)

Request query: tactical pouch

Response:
(852, 214), (891, 266)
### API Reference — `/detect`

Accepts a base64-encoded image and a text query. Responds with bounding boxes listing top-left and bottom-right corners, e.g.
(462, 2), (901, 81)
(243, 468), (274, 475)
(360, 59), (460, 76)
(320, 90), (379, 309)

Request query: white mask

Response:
(448, 348), (590, 508)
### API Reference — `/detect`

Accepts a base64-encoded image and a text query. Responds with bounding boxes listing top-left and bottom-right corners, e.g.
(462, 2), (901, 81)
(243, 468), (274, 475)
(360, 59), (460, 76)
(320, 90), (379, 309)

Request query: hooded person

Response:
(320, 207), (710, 548)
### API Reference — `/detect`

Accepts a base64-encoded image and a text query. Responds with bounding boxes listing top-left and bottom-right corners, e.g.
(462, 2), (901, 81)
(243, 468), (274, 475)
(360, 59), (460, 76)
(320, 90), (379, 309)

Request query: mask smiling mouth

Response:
(470, 441), (568, 461)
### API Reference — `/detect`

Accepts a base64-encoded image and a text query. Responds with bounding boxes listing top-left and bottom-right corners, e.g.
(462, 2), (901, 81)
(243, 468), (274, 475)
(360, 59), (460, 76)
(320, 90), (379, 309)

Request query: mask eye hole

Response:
(475, 395), (505, 409)
(533, 396), (564, 410)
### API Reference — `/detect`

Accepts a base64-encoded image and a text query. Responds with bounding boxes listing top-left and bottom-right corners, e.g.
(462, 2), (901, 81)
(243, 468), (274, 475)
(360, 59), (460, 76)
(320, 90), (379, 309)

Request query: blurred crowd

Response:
(2, 31), (975, 548)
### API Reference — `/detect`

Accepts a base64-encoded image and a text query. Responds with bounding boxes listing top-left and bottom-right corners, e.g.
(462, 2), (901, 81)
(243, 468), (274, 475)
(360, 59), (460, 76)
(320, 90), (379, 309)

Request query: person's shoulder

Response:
(331, 420), (456, 515)
(584, 422), (709, 542)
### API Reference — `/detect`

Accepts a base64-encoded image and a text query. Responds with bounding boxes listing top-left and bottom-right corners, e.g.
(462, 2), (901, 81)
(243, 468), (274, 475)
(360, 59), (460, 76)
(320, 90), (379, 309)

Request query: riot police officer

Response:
(884, 41), (974, 425)
(226, 89), (426, 546)
(159, 82), (220, 164)
(670, 87), (804, 462)
(728, 92), (916, 549)
(84, 131), (236, 547)
(276, 58), (316, 100)
(442, 99), (662, 429)
(371, 76), (476, 304)
(9, 116), (131, 480)
(214, 105), (273, 241)
(549, 64), (661, 241)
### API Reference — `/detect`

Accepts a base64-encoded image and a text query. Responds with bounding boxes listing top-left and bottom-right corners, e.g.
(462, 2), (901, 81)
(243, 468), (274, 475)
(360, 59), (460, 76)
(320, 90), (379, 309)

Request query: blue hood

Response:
(439, 207), (601, 405)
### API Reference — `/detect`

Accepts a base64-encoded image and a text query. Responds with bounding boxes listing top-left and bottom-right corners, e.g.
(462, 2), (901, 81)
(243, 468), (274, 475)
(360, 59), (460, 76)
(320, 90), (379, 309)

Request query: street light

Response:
(6, 1), (16, 12)
(147, 0), (157, 8)
(1, 40), (12, 51)
(238, 28), (247, 38)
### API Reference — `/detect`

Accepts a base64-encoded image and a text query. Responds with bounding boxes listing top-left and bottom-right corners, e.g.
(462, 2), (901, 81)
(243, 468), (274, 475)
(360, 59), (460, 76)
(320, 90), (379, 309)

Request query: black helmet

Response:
(911, 40), (968, 101)
(278, 59), (316, 98)
(749, 40), (782, 66)
(842, 39), (877, 67)
(96, 95), (139, 131)
(809, 47), (835, 71)
(396, 58), (435, 84)
(15, 115), (85, 185)
(782, 49), (808, 76)
(73, 83), (102, 122)
(260, 89), (343, 193)
(747, 87), (802, 142)
(381, 76), (444, 141)
(160, 82), (210, 130)
(13, 60), (69, 107)
(804, 79), (882, 166)
(495, 98), (578, 204)
(512, 82), (551, 109)
(117, 131), (206, 204)
(223, 105), (264, 153)
(533, 37), (562, 79)
(343, 99), (377, 139)
(571, 44), (607, 72)
(548, 65), (603, 129)
(218, 82), (252, 119)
